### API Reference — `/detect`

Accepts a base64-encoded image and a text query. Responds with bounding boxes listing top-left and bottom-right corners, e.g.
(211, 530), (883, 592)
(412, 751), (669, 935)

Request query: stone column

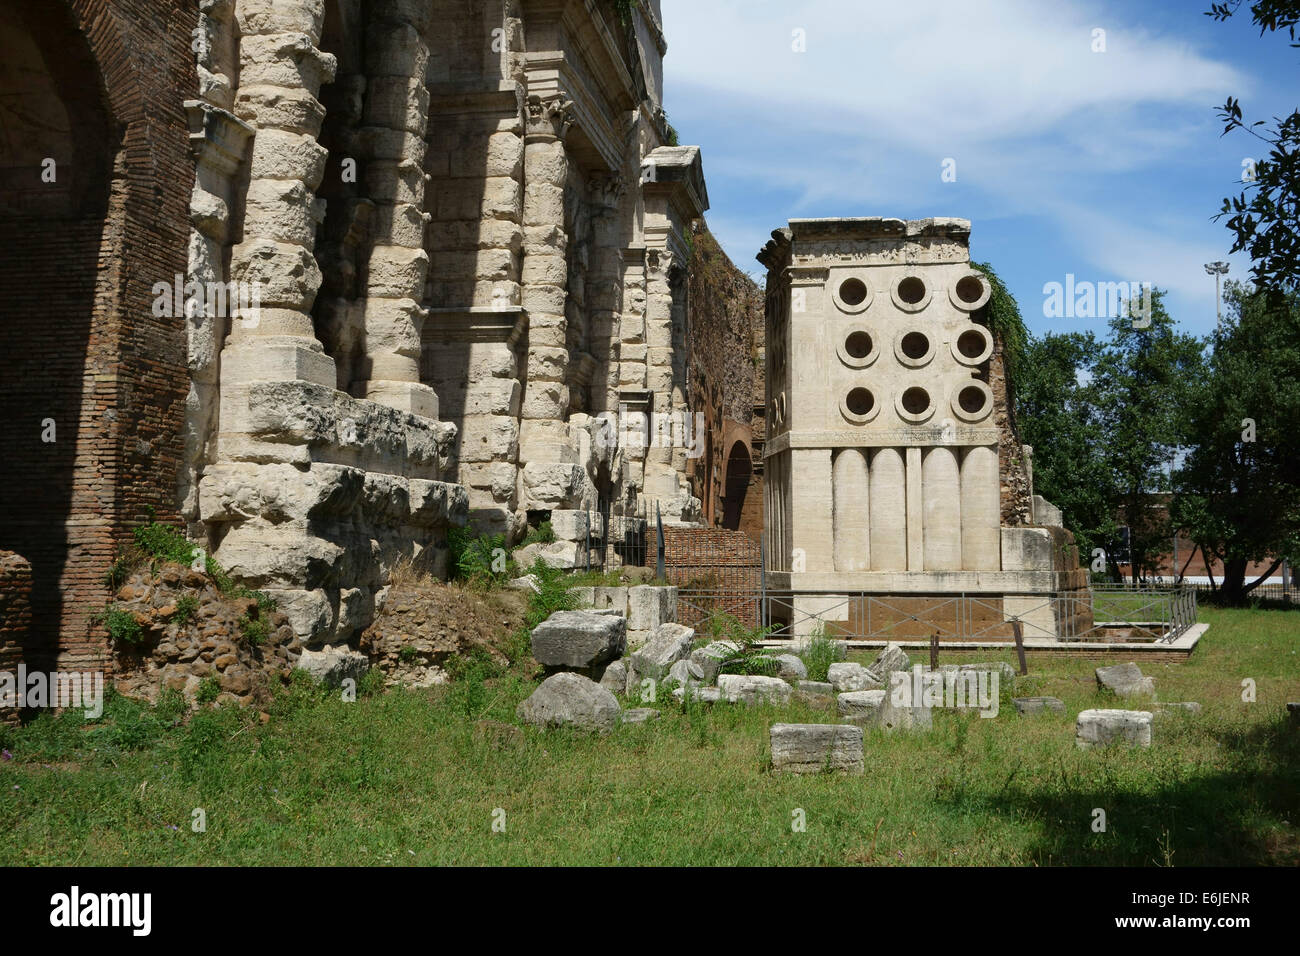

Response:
(961, 445), (1001, 570)
(923, 446), (962, 571)
(833, 448), (870, 571)
(518, 92), (574, 463)
(869, 448), (907, 571)
(224, 0), (337, 410)
(355, 0), (438, 419)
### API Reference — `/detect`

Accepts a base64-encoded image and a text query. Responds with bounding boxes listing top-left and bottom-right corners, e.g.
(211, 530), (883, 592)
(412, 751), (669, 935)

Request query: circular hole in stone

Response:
(956, 275), (985, 304)
(958, 385), (987, 414)
(957, 329), (987, 359)
(901, 387), (930, 415)
(901, 331), (930, 360)
(898, 276), (927, 305)
(839, 277), (868, 307)
(844, 330), (873, 359)
(846, 387), (874, 416)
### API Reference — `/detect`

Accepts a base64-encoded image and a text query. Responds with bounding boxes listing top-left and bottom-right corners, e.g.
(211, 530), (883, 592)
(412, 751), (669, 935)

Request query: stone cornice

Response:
(184, 100), (252, 177)
(640, 145), (708, 219)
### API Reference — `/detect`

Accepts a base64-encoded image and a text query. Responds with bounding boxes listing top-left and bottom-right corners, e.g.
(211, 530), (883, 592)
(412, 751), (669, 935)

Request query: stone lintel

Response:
(425, 306), (528, 345)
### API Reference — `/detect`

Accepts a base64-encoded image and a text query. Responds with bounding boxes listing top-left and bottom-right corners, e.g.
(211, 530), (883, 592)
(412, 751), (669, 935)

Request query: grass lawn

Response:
(0, 605), (1296, 866)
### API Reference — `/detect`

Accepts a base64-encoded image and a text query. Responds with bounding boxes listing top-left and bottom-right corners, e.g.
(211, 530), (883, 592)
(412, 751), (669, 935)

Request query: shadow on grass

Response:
(955, 713), (1300, 865)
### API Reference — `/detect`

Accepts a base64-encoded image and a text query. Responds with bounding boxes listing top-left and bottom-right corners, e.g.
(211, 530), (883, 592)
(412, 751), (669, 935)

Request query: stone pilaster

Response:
(587, 173), (626, 413)
(181, 100), (253, 532)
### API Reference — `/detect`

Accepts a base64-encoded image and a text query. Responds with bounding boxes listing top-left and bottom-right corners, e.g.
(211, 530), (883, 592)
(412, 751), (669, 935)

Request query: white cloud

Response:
(660, 0), (1251, 329)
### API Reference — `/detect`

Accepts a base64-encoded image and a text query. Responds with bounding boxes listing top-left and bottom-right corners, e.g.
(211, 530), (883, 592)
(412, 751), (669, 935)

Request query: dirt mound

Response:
(360, 581), (529, 686)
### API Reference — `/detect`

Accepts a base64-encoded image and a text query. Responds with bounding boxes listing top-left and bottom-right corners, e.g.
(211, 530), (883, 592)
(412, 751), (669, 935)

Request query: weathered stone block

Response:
(1095, 662), (1155, 698)
(628, 622), (694, 680)
(717, 674), (792, 706)
(770, 723), (864, 774)
(530, 610), (626, 670)
(517, 672), (620, 734)
(827, 662), (881, 693)
(1076, 709), (1153, 748)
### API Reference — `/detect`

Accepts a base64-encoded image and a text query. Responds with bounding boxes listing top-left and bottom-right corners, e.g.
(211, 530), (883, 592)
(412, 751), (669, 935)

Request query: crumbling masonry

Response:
(0, 0), (711, 682)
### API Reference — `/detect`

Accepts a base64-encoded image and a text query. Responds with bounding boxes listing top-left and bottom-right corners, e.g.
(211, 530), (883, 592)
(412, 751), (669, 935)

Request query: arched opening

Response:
(0, 0), (115, 670)
(722, 441), (752, 531)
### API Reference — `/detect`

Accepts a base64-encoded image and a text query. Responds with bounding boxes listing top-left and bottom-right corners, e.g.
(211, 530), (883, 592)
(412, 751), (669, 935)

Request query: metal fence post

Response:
(655, 502), (665, 581)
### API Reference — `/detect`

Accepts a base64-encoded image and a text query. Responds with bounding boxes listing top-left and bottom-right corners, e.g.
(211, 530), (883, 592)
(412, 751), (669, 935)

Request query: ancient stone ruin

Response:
(0, 0), (729, 714)
(756, 217), (1089, 639)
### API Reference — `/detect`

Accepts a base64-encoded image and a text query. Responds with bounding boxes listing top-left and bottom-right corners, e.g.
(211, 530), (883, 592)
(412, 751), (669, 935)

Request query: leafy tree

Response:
(1172, 282), (1300, 601)
(1089, 293), (1207, 582)
(1017, 292), (1205, 582)
(1208, 1), (1300, 294)
(1016, 331), (1115, 560)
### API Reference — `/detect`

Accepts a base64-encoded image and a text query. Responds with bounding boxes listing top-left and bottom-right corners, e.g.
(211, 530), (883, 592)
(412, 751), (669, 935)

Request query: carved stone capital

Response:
(588, 173), (627, 211)
(526, 92), (575, 141)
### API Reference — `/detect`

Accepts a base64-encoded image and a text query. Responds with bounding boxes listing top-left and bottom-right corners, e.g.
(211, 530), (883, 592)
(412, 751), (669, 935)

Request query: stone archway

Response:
(0, 0), (115, 669)
(722, 440), (752, 531)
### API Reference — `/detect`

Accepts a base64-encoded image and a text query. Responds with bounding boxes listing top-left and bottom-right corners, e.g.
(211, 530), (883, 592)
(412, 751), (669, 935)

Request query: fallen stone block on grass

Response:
(1075, 708), (1152, 748)
(664, 658), (693, 688)
(628, 622), (695, 680)
(598, 659), (628, 695)
(866, 643), (910, 682)
(621, 707), (660, 725)
(530, 610), (627, 671)
(1013, 696), (1065, 715)
(828, 662), (882, 693)
(837, 690), (887, 724)
(517, 672), (621, 734)
(717, 674), (792, 706)
(297, 645), (369, 688)
(688, 641), (738, 684)
(879, 690), (933, 732)
(672, 685), (722, 703)
(773, 653), (808, 682)
(1095, 662), (1155, 698)
(770, 723), (864, 775)
(794, 680), (835, 707)
(958, 661), (1018, 682)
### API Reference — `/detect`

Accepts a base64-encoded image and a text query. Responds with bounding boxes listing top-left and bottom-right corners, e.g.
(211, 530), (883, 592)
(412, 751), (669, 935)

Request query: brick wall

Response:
(659, 527), (761, 629)
(0, 552), (31, 724)
(0, 0), (197, 673)
(686, 223), (763, 528)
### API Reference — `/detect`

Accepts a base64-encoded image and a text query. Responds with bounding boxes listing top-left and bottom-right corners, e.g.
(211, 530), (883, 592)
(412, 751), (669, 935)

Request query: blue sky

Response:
(659, 0), (1296, 339)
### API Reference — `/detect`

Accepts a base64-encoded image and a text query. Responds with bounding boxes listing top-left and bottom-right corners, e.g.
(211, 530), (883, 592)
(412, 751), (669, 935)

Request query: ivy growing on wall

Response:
(971, 260), (1029, 397)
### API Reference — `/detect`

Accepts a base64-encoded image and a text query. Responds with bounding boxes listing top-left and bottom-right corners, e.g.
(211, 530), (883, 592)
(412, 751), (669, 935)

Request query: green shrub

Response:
(103, 552), (134, 591)
(196, 675), (221, 705)
(518, 520), (555, 548)
(172, 594), (199, 625)
(524, 558), (577, 628)
(448, 527), (510, 589)
(238, 613), (269, 647)
(176, 706), (242, 781)
(798, 625), (839, 683)
(98, 605), (144, 645)
(397, 644), (419, 664)
(132, 509), (200, 568)
(709, 613), (780, 677)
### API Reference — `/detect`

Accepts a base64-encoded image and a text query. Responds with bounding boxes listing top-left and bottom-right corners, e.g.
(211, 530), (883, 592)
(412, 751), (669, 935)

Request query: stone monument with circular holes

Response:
(756, 217), (1089, 641)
